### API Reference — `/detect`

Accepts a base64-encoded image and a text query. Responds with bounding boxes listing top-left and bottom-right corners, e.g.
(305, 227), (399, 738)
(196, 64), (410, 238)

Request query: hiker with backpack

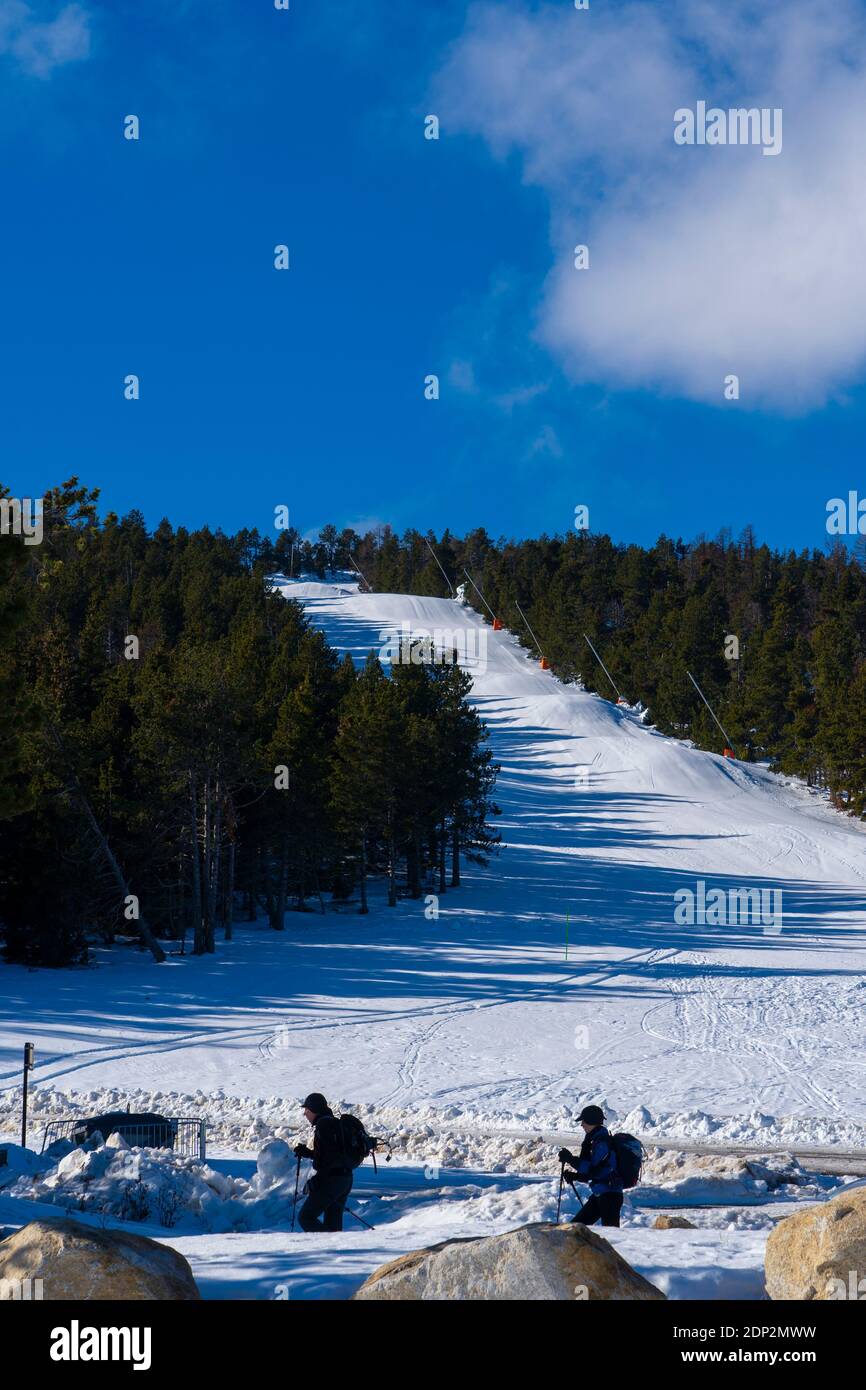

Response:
(293, 1092), (379, 1233)
(558, 1105), (642, 1228)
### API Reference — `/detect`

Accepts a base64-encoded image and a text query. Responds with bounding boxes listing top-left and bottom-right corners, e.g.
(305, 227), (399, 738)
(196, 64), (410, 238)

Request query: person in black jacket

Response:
(558, 1105), (624, 1228)
(294, 1092), (353, 1233)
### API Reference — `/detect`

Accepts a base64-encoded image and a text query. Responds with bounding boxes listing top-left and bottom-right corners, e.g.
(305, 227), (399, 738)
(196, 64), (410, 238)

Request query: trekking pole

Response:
(556, 1162), (565, 1223)
(291, 1155), (301, 1232)
(344, 1204), (376, 1231)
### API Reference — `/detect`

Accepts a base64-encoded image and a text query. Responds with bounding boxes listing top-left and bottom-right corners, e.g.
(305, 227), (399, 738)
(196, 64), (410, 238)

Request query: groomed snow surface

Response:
(1, 576), (865, 1299)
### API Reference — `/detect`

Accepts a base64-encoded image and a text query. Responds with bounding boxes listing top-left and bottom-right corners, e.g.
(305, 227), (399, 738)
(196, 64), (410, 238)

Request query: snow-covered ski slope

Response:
(2, 576), (865, 1150)
(271, 577), (866, 1132)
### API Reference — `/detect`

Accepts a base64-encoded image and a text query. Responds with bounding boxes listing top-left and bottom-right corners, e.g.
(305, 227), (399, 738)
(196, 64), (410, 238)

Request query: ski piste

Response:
(2, 573), (865, 1307)
(5, 572), (865, 1131)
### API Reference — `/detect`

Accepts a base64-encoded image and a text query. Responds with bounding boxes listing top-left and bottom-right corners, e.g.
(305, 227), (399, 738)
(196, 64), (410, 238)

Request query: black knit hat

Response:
(302, 1093), (328, 1115)
(579, 1105), (605, 1126)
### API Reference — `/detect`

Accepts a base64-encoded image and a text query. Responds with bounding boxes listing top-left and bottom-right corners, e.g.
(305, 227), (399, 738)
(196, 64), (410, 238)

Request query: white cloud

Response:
(435, 0), (866, 410)
(494, 381), (548, 414)
(0, 1), (90, 79)
(448, 358), (480, 394)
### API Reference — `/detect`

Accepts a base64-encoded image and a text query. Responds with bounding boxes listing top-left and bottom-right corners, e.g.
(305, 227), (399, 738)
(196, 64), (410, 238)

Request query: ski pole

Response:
(345, 1204), (376, 1231)
(291, 1155), (301, 1232)
(556, 1162), (565, 1223)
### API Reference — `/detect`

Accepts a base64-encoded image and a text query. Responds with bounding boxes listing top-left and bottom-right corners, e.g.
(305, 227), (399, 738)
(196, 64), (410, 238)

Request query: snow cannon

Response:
(540, 657), (551, 670)
(492, 617), (503, 631)
(723, 747), (735, 759)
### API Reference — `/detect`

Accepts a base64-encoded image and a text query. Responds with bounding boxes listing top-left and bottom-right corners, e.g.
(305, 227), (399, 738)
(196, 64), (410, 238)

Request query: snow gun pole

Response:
(686, 671), (737, 757)
(291, 1154), (301, 1232)
(515, 601), (545, 661)
(583, 634), (624, 702)
(348, 554), (372, 592)
(345, 1205), (376, 1231)
(462, 569), (497, 623)
(424, 535), (454, 597)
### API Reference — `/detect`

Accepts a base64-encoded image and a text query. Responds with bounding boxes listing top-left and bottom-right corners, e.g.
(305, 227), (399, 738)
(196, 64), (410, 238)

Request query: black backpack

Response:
(338, 1114), (378, 1169)
(608, 1132), (646, 1189)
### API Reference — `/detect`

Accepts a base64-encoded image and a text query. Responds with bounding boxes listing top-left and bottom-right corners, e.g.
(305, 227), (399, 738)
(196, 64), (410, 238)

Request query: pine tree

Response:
(0, 514), (32, 819)
(331, 656), (401, 912)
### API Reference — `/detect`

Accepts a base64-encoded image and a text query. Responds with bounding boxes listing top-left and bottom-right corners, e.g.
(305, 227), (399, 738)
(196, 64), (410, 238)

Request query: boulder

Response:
(0, 1217), (200, 1301)
(352, 1221), (666, 1301)
(653, 1214), (696, 1229)
(765, 1187), (866, 1300)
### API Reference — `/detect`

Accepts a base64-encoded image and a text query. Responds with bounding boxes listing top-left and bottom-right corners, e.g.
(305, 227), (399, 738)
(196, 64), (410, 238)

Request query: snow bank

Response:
(0, 1142), (47, 1189)
(4, 1085), (865, 1181)
(3, 1122), (843, 1249)
(6, 1140), (251, 1234)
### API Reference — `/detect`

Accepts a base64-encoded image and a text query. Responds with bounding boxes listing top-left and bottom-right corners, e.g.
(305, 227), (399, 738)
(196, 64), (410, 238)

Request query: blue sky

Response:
(2, 0), (865, 552)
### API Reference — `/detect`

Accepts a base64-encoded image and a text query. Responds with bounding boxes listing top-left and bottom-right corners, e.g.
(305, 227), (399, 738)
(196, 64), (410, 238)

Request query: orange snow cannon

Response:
(723, 747), (735, 759)
(493, 618), (503, 631)
(540, 657), (551, 670)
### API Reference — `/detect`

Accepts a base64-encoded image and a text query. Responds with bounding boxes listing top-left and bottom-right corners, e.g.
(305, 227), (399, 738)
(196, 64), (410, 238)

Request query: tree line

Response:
(0, 482), (498, 967)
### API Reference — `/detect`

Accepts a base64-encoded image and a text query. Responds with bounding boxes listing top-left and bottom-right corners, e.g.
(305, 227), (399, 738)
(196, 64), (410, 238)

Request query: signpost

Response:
(22, 1042), (35, 1148)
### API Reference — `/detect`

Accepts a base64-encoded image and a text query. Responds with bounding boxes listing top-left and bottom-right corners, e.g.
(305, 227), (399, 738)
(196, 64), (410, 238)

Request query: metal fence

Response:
(41, 1117), (206, 1160)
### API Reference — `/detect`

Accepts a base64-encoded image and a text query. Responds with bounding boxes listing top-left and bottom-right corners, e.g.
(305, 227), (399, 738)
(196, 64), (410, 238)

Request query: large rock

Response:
(0, 1218), (200, 1301)
(352, 1222), (666, 1301)
(765, 1187), (866, 1300)
(653, 1214), (696, 1230)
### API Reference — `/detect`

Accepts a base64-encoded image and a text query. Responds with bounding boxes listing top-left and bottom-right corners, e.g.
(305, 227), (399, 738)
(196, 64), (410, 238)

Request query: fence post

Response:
(199, 1119), (207, 1162)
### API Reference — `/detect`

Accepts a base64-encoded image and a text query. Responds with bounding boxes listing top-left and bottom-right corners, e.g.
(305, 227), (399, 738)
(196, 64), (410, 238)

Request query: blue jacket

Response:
(573, 1126), (623, 1195)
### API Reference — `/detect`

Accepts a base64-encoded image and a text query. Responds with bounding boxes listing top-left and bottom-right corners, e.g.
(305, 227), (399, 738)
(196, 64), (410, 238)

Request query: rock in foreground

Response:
(353, 1221), (666, 1301)
(765, 1187), (866, 1300)
(0, 1218), (200, 1301)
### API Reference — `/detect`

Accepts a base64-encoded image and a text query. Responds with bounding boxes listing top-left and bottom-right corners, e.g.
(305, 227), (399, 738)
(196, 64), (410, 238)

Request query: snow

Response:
(0, 1132), (828, 1300)
(2, 575), (865, 1298)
